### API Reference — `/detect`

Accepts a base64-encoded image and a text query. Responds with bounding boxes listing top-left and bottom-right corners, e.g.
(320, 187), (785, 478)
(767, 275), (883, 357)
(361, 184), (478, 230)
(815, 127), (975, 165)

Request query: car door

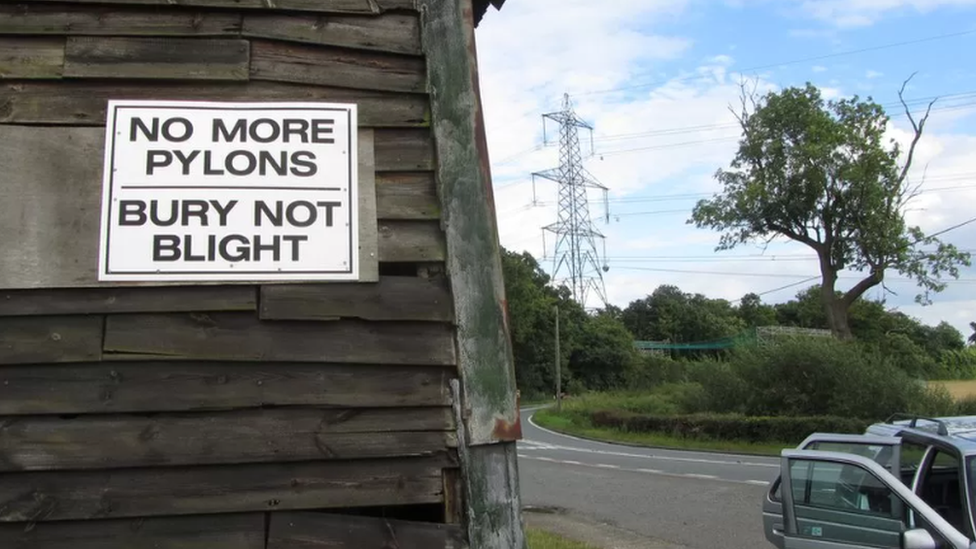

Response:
(764, 433), (904, 549)
(779, 449), (971, 549)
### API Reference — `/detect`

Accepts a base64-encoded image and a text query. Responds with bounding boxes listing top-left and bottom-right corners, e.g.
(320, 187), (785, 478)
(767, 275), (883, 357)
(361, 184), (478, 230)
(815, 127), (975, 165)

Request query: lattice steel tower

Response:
(532, 93), (609, 307)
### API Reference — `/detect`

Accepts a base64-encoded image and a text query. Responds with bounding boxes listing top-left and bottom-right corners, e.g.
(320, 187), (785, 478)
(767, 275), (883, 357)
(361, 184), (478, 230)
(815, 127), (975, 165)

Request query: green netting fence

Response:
(634, 326), (832, 351)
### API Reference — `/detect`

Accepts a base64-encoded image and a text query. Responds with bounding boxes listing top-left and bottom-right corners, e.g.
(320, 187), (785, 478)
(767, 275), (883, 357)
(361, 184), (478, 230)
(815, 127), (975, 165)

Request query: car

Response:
(762, 414), (976, 549)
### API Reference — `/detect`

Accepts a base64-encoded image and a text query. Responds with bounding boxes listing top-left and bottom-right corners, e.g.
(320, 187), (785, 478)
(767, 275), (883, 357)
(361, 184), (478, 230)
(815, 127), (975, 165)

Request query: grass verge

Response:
(527, 528), (601, 549)
(533, 407), (788, 457)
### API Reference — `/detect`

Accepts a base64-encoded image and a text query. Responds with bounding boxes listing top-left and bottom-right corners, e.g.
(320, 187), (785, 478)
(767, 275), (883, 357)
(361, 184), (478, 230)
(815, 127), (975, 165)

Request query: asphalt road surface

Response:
(518, 408), (781, 549)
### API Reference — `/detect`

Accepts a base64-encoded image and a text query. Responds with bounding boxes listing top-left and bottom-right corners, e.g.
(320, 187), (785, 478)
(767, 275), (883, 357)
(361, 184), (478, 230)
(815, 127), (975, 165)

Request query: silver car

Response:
(763, 415), (976, 549)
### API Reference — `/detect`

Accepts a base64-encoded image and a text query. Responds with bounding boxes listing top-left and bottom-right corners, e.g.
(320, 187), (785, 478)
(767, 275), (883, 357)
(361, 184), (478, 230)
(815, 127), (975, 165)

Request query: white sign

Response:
(97, 100), (359, 282)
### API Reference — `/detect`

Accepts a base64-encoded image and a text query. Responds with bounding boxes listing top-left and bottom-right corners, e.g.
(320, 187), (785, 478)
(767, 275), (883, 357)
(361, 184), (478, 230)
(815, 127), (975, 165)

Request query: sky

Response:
(473, 0), (976, 338)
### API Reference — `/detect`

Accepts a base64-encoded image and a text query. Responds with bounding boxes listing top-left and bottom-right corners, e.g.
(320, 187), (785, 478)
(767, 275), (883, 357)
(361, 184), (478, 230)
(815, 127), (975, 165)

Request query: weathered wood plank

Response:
(0, 81), (429, 127)
(103, 313), (456, 365)
(243, 12), (421, 55)
(64, 36), (249, 80)
(375, 128), (435, 171)
(444, 467), (463, 524)
(0, 513), (265, 549)
(0, 37), (62, 78)
(261, 276), (452, 322)
(0, 125), (101, 290)
(250, 39), (425, 93)
(377, 172), (440, 220)
(0, 125), (390, 289)
(358, 128), (380, 282)
(0, 286), (256, 316)
(274, 0), (416, 11)
(0, 362), (453, 415)
(0, 454), (453, 522)
(269, 512), (467, 549)
(0, 316), (102, 365)
(0, 4), (243, 36)
(23, 0), (416, 13)
(378, 221), (446, 263)
(0, 408), (456, 471)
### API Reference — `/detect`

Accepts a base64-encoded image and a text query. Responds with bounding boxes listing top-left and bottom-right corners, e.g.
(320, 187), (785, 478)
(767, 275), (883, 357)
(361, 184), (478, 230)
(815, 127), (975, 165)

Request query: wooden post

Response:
(421, 0), (526, 548)
(555, 304), (561, 411)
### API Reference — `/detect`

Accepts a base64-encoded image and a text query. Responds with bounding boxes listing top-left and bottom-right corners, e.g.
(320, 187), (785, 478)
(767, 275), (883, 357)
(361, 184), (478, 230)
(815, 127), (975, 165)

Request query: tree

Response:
(689, 79), (970, 339)
(500, 249), (562, 397)
(737, 293), (778, 328)
(621, 285), (744, 347)
(568, 315), (640, 391)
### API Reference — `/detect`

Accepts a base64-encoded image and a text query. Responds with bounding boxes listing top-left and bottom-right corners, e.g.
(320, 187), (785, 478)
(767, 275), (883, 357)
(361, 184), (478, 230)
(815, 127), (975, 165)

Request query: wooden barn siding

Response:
(0, 2), (467, 547)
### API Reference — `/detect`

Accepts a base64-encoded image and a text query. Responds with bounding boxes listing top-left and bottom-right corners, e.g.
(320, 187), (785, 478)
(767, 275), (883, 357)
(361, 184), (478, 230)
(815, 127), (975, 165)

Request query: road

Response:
(517, 408), (781, 549)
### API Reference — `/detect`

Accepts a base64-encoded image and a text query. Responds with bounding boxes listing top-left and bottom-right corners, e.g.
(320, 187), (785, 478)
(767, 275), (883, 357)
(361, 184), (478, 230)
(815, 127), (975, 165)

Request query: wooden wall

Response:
(0, 1), (470, 547)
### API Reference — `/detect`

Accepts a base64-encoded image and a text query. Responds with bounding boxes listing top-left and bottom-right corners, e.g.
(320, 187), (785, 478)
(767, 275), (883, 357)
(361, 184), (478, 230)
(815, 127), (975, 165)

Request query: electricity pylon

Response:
(532, 93), (609, 308)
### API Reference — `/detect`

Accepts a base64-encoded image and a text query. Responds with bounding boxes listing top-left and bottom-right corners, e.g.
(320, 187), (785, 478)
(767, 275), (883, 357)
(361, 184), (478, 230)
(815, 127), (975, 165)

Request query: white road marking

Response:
(526, 414), (778, 469)
(518, 454), (772, 487)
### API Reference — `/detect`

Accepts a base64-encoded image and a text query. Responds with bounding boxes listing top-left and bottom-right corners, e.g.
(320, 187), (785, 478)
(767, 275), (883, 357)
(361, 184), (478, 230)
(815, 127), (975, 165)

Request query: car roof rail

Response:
(885, 413), (949, 436)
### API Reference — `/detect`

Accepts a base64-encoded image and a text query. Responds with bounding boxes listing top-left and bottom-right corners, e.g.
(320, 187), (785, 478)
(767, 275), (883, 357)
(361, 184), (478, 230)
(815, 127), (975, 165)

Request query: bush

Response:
(935, 349), (976, 380)
(685, 359), (749, 414)
(589, 410), (870, 444)
(725, 338), (933, 421)
(625, 355), (688, 388)
(955, 395), (976, 415)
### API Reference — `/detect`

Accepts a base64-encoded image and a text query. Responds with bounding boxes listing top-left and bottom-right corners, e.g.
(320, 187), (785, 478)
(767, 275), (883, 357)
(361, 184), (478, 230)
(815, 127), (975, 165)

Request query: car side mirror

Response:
(902, 528), (937, 549)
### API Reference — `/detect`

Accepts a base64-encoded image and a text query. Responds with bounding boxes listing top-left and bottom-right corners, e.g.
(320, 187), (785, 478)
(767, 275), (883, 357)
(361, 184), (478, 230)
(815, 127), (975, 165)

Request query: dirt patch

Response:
(523, 507), (690, 549)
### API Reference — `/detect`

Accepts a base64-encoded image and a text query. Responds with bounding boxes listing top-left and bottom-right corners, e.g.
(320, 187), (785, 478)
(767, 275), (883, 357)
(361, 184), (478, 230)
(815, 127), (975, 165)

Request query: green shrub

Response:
(589, 410), (870, 444)
(625, 355), (689, 388)
(955, 395), (976, 415)
(727, 338), (930, 421)
(685, 360), (749, 414)
(872, 333), (940, 379)
(560, 390), (682, 416)
(935, 349), (976, 380)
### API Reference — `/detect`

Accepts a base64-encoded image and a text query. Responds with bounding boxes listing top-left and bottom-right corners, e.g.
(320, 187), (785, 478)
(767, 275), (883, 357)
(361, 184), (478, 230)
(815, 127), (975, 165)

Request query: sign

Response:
(97, 100), (359, 282)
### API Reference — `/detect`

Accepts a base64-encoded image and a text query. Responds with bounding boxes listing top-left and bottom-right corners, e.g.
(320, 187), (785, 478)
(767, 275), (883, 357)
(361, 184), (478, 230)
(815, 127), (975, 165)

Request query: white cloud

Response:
(796, 0), (976, 27)
(866, 70), (884, 79)
(812, 65), (828, 73)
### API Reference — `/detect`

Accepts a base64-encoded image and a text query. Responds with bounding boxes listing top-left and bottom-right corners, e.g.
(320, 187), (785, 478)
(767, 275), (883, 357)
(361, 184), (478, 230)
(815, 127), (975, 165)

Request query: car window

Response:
(900, 440), (929, 483)
(788, 459), (906, 547)
(919, 449), (966, 533)
(805, 441), (895, 471)
(788, 458), (951, 549)
(790, 459), (897, 517)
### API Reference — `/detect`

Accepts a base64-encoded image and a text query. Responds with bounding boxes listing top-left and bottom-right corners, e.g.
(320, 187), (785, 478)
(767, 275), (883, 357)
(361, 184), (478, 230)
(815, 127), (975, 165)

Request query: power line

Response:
(732, 277), (822, 304)
(592, 100), (976, 157)
(609, 265), (976, 285)
(514, 180), (976, 222)
(572, 28), (976, 97)
(585, 90), (976, 146)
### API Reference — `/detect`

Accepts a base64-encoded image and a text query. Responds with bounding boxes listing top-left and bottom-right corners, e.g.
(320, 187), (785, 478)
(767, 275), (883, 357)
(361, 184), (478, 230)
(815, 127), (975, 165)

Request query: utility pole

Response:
(532, 93), (610, 309)
(554, 304), (561, 411)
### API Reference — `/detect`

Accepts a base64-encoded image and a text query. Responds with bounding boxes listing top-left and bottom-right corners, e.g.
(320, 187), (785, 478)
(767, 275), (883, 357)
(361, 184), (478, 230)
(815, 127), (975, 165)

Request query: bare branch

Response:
(897, 72), (938, 185)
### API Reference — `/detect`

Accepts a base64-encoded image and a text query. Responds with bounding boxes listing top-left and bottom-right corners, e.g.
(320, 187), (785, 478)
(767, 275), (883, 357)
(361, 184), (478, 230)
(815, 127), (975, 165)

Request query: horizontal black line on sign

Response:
(119, 185), (343, 191)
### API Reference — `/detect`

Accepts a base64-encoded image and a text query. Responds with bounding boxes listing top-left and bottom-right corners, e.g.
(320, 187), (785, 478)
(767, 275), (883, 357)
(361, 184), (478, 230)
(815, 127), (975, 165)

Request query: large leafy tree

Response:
(621, 285), (744, 344)
(690, 79), (970, 339)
